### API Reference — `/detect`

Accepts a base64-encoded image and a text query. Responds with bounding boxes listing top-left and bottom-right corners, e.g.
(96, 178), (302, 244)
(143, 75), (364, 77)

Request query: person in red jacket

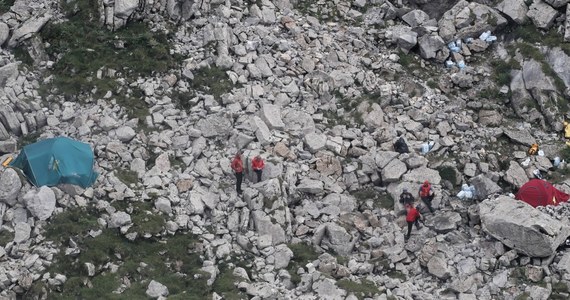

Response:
(231, 151), (244, 194)
(405, 203), (422, 241)
(251, 155), (265, 183)
(418, 180), (435, 213)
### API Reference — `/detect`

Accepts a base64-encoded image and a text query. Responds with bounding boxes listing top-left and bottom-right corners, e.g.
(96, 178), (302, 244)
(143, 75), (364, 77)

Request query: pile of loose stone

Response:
(2, 0), (570, 299)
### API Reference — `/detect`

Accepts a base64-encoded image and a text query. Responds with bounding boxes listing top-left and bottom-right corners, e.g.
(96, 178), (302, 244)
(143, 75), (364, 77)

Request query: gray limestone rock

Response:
(196, 113), (232, 138)
(108, 211), (132, 228)
(418, 34), (445, 60)
(8, 14), (52, 47)
(146, 280), (169, 298)
(260, 104), (285, 130)
(252, 210), (286, 245)
(297, 179), (324, 194)
(496, 0), (528, 24)
(480, 196), (570, 257)
(381, 159), (407, 183)
(23, 186), (56, 221)
(503, 128), (536, 146)
(504, 161), (528, 189)
(0, 168), (22, 206)
(304, 132), (327, 153)
(14, 222), (31, 243)
(427, 254), (450, 279)
(469, 174), (502, 200)
(0, 22), (8, 47)
(527, 0), (559, 29)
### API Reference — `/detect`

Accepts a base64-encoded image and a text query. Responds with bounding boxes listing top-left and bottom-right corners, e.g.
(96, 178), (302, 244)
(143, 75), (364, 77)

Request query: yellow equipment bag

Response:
(528, 143), (539, 155)
(565, 121), (570, 139)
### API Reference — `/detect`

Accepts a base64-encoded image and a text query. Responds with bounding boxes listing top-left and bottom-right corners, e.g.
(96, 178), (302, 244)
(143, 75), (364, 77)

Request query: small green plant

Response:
(515, 292), (531, 300)
(17, 131), (42, 148)
(386, 270), (406, 281)
(44, 226), (212, 299)
(352, 188), (393, 210)
(398, 51), (416, 69)
(115, 168), (138, 185)
(490, 59), (520, 86)
(438, 166), (460, 186)
(286, 242), (320, 285)
(212, 264), (248, 300)
(478, 88), (502, 100)
(0, 0), (15, 14)
(190, 67), (237, 102)
(336, 279), (380, 300)
(13, 45), (34, 67)
(128, 201), (166, 235)
(0, 230), (14, 246)
(45, 206), (100, 243)
(426, 80), (437, 89)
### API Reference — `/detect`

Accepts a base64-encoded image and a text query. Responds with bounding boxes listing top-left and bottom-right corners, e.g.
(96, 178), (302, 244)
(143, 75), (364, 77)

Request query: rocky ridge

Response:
(1, 0), (570, 299)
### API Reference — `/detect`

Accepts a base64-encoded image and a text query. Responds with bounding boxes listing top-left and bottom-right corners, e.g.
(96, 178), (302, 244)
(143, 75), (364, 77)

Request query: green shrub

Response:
(438, 166), (459, 186)
(0, 0), (15, 14)
(427, 80), (437, 89)
(45, 227), (211, 299)
(45, 206), (100, 243)
(336, 279), (380, 300)
(0, 230), (14, 246)
(212, 264), (248, 300)
(286, 242), (320, 285)
(17, 131), (42, 148)
(38, 0), (178, 123)
(352, 188), (393, 210)
(190, 67), (236, 102)
(115, 168), (138, 185)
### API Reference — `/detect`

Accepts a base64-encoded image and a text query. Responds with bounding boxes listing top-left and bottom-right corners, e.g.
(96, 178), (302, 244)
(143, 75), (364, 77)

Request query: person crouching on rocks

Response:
(251, 155), (265, 183)
(405, 203), (422, 242)
(419, 180), (435, 213)
(231, 151), (244, 194)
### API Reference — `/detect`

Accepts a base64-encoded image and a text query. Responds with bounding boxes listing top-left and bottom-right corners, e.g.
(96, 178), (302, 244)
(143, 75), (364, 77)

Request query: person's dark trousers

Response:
(422, 195), (435, 213)
(255, 170), (262, 183)
(235, 172), (243, 194)
(406, 220), (421, 239)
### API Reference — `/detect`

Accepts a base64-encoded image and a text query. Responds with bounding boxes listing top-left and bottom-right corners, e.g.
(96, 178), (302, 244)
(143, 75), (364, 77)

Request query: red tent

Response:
(515, 179), (570, 207)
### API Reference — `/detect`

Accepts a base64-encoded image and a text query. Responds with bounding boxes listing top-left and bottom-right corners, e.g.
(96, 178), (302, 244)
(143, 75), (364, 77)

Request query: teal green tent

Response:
(10, 137), (98, 188)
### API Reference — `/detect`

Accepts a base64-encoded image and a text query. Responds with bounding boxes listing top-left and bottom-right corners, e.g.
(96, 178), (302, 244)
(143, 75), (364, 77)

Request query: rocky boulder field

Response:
(3, 0), (570, 299)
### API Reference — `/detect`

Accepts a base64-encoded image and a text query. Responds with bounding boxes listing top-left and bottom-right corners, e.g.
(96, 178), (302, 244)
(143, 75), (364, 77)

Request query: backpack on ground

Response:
(528, 143), (539, 155)
(394, 137), (409, 154)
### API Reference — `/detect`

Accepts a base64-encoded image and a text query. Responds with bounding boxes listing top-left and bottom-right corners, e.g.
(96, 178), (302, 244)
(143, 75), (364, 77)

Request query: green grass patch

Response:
(44, 227), (212, 299)
(190, 67), (237, 102)
(352, 188), (393, 210)
(426, 80), (437, 89)
(45, 206), (100, 243)
(286, 242), (320, 285)
(211, 263), (248, 300)
(115, 168), (138, 185)
(13, 45), (34, 67)
(37, 0), (178, 122)
(478, 88), (502, 100)
(515, 292), (530, 300)
(336, 279), (380, 300)
(110, 200), (166, 236)
(128, 201), (166, 235)
(386, 270), (406, 281)
(17, 131), (42, 149)
(0, 229), (14, 246)
(0, 0), (14, 14)
(490, 59), (520, 86)
(398, 51), (418, 70)
(438, 166), (460, 186)
(551, 281), (569, 299)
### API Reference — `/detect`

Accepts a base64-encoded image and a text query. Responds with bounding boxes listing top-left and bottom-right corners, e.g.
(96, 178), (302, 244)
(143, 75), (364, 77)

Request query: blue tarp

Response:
(10, 137), (98, 188)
